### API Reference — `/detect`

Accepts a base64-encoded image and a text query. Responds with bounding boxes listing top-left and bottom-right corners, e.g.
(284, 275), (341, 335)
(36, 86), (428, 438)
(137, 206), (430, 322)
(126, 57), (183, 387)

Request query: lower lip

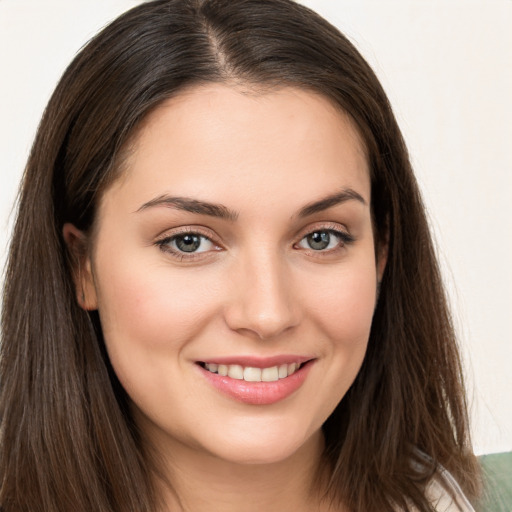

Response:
(198, 361), (314, 405)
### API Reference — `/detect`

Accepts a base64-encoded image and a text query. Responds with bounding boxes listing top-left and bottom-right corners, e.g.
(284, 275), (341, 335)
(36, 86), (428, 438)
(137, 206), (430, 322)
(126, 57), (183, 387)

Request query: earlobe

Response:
(62, 223), (98, 311)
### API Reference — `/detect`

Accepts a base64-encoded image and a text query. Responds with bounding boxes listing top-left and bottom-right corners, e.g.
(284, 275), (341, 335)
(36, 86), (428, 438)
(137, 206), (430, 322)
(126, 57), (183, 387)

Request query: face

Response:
(67, 84), (385, 466)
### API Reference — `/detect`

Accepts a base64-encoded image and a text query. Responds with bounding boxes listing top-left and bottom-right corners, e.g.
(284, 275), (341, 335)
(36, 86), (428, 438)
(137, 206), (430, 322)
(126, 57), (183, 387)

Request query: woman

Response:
(0, 0), (481, 511)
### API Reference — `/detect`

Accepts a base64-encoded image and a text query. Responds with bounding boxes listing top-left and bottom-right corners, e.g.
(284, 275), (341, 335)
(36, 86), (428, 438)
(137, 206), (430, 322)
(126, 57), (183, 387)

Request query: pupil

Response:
(308, 231), (330, 250)
(176, 234), (201, 252)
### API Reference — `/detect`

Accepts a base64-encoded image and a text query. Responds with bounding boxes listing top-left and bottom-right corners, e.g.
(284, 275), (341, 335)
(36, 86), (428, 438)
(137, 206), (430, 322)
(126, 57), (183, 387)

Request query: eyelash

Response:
(294, 226), (355, 256)
(155, 224), (355, 261)
(155, 227), (220, 261)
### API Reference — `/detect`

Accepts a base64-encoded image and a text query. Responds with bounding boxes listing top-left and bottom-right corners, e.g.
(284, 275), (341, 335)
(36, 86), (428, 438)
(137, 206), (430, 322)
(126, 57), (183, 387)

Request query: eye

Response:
(296, 229), (352, 252)
(157, 232), (217, 255)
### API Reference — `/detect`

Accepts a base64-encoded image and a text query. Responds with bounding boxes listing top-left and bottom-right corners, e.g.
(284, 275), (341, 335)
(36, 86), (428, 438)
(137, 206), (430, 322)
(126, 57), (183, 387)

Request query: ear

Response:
(62, 223), (98, 311)
(376, 237), (388, 283)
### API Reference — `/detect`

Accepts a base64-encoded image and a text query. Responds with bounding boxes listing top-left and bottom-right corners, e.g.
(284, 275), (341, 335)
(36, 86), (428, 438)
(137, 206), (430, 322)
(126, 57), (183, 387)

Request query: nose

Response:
(223, 250), (301, 340)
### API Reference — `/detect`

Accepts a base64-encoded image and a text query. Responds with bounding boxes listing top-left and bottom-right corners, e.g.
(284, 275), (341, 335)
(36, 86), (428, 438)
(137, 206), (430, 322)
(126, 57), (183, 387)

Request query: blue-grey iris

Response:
(176, 234), (201, 252)
(307, 231), (330, 250)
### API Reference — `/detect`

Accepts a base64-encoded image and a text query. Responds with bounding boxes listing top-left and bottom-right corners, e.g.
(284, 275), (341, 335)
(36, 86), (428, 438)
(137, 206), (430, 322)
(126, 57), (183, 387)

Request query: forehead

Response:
(101, 83), (370, 215)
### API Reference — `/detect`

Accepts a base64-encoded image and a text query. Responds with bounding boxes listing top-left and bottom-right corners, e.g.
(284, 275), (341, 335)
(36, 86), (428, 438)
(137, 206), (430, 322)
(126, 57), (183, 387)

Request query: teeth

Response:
(204, 362), (302, 381)
(243, 367), (261, 382)
(261, 366), (279, 382)
(227, 364), (243, 380)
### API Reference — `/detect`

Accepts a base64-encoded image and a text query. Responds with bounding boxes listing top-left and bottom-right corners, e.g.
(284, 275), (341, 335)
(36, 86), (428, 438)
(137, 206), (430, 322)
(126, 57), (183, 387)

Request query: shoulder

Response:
(424, 466), (475, 512)
(409, 450), (476, 512)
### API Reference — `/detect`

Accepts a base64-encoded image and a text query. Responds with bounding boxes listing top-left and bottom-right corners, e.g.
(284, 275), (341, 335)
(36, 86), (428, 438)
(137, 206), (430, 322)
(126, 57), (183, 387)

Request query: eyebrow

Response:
(136, 195), (239, 221)
(136, 188), (366, 221)
(297, 188), (367, 218)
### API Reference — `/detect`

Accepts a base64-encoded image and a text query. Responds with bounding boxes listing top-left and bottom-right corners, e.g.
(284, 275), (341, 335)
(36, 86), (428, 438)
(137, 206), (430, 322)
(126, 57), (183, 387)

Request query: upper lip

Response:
(197, 355), (314, 368)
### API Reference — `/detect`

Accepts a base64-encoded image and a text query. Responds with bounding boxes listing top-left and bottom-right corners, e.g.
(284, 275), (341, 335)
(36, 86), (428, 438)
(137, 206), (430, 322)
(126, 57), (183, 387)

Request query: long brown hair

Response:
(0, 1), (480, 510)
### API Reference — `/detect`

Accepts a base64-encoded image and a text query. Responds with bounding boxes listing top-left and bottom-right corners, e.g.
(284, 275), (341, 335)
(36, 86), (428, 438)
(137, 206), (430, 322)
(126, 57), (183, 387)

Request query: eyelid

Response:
(295, 221), (352, 241)
(153, 222), (353, 261)
(154, 225), (224, 260)
(154, 225), (220, 244)
(293, 222), (355, 255)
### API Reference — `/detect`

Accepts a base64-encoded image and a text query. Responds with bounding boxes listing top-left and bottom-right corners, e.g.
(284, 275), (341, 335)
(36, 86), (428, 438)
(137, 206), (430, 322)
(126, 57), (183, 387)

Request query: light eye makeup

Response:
(154, 226), (223, 261)
(294, 223), (355, 257)
(154, 223), (355, 262)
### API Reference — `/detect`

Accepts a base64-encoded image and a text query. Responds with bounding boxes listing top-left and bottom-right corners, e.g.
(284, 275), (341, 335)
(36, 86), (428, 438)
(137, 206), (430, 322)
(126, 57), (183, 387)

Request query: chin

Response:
(198, 419), (322, 466)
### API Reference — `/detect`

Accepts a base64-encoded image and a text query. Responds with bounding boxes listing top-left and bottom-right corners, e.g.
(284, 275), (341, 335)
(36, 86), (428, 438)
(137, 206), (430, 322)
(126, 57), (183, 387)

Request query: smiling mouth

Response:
(199, 362), (304, 382)
(197, 358), (314, 404)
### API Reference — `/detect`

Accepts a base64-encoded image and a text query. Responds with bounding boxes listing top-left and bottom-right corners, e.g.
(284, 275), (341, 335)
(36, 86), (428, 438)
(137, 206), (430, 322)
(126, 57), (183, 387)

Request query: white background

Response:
(1, 0), (510, 455)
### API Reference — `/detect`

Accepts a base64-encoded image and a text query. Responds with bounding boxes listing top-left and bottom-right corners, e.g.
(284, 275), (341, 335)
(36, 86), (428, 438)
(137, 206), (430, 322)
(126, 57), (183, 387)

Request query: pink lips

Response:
(197, 355), (314, 405)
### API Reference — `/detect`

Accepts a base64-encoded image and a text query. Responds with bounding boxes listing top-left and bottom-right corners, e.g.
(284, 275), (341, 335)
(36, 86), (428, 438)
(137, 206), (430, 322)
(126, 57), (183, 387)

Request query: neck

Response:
(148, 429), (335, 512)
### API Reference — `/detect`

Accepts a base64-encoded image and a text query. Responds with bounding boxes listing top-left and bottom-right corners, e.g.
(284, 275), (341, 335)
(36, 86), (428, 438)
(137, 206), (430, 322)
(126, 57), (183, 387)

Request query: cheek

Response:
(287, 258), (378, 433)
(305, 259), (376, 403)
(306, 259), (377, 347)
(92, 257), (225, 428)
(92, 252), (222, 393)
(96, 259), (215, 342)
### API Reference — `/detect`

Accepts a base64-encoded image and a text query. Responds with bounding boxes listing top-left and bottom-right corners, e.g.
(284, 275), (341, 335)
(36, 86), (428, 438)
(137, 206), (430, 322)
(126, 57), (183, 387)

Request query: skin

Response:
(65, 84), (386, 512)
